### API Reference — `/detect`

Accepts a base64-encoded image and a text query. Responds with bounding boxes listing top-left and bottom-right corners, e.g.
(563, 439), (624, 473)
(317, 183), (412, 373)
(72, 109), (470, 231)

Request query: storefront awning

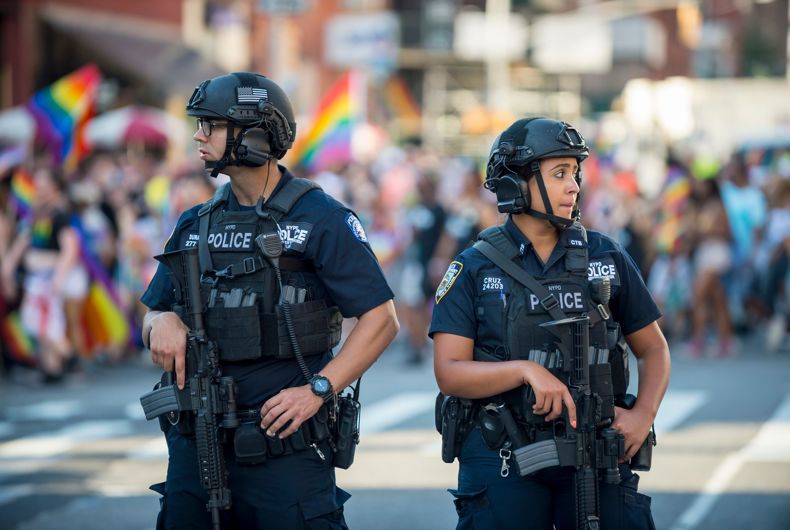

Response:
(40, 5), (223, 98)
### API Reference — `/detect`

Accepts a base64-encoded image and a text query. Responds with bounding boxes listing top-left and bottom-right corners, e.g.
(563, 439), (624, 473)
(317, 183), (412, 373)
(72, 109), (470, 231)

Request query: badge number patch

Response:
(435, 261), (463, 303)
(345, 213), (368, 242)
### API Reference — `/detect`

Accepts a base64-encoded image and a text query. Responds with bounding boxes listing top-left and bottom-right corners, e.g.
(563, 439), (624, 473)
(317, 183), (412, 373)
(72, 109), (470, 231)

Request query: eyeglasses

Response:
(196, 118), (225, 137)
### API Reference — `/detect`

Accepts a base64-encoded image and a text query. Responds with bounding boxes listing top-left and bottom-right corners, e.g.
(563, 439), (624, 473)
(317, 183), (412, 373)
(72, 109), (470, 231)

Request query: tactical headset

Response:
(485, 117), (588, 229)
(187, 72), (296, 177)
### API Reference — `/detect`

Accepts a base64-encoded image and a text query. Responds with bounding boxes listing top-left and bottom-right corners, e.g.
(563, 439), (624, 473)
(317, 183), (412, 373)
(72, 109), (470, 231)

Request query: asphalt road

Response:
(1, 336), (789, 530)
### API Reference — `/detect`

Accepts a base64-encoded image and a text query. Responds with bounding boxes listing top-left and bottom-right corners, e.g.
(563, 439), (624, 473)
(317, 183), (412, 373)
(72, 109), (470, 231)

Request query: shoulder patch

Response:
(345, 213), (368, 242)
(279, 222), (313, 252)
(587, 256), (620, 286)
(435, 261), (463, 303)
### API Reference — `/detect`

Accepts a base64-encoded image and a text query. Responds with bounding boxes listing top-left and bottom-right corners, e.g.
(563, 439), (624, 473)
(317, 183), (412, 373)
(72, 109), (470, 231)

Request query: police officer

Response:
(141, 72), (399, 529)
(430, 117), (670, 529)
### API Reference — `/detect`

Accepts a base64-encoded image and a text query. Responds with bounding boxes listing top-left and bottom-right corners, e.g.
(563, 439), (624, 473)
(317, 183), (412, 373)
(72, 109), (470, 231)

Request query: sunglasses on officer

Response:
(196, 118), (227, 137)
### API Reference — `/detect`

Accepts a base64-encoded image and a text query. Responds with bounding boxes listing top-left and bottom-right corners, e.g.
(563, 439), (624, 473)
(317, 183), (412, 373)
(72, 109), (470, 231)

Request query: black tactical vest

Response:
(473, 224), (629, 400)
(184, 178), (342, 362)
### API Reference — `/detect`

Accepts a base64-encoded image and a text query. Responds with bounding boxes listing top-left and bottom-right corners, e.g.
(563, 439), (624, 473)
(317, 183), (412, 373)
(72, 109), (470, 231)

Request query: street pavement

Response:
(0, 335), (789, 530)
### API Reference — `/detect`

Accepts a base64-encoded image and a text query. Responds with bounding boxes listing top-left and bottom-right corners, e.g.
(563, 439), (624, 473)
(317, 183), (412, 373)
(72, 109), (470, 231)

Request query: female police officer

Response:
(430, 117), (670, 529)
(141, 72), (398, 529)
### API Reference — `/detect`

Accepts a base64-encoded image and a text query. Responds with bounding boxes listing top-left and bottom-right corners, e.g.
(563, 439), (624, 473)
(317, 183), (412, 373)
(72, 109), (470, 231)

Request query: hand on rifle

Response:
(613, 405), (653, 462)
(523, 362), (577, 427)
(148, 311), (190, 390)
(259, 385), (324, 439)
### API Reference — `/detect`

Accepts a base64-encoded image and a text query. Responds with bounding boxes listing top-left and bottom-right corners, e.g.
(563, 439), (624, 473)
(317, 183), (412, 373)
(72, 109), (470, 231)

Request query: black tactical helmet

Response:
(485, 117), (588, 228)
(186, 72), (296, 167)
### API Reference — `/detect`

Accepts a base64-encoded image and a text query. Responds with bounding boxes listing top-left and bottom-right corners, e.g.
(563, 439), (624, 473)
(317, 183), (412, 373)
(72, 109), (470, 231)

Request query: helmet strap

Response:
(525, 160), (574, 230)
(207, 124), (237, 178)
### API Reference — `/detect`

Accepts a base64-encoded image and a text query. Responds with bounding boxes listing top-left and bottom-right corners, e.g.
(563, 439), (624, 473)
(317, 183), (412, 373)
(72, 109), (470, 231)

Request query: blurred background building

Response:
(2, 0), (788, 164)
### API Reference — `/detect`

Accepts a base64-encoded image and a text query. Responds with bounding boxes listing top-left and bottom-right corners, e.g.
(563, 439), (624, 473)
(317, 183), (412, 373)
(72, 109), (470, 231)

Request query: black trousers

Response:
(152, 426), (349, 530)
(449, 429), (656, 530)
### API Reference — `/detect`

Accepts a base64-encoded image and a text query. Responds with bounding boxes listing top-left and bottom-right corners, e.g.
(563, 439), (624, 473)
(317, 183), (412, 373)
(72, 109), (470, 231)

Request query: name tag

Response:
(180, 231), (200, 248)
(480, 276), (505, 293)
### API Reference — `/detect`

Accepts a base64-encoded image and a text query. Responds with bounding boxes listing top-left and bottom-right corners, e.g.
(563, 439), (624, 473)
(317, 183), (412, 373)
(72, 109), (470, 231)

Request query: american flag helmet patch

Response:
(237, 87), (268, 104)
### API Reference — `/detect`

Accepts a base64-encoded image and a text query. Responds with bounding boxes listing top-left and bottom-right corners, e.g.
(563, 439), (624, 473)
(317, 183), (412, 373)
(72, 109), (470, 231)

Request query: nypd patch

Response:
(435, 261), (463, 303)
(587, 257), (620, 285)
(279, 222), (312, 252)
(345, 213), (368, 242)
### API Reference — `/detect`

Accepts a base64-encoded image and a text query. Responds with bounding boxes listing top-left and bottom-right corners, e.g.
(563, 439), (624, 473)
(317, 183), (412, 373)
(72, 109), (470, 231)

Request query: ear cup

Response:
(235, 128), (273, 166)
(494, 174), (530, 214)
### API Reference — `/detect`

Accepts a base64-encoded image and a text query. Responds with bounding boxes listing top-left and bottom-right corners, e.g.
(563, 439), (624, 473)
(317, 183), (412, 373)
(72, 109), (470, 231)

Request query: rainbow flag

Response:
(0, 311), (36, 366)
(655, 169), (691, 254)
(70, 215), (132, 354)
(26, 65), (101, 172)
(290, 72), (359, 172)
(10, 167), (35, 220)
(81, 282), (130, 352)
(383, 75), (421, 135)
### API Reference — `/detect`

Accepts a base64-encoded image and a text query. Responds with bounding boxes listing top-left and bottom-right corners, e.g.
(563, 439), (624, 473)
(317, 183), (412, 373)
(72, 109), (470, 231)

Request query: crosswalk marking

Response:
(124, 401), (146, 421)
(126, 437), (167, 460)
(0, 484), (34, 506)
(740, 396), (790, 462)
(654, 390), (707, 434)
(0, 422), (14, 438)
(5, 400), (83, 421)
(360, 392), (436, 434)
(0, 421), (134, 468)
(670, 393), (790, 530)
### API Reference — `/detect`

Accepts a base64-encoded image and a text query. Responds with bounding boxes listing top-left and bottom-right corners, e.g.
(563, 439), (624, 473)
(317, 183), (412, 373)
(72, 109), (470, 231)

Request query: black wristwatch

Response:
(309, 375), (335, 403)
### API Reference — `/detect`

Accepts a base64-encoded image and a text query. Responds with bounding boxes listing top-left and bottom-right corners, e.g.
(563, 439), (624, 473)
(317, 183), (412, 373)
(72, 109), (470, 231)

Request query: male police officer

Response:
(431, 117), (670, 529)
(141, 72), (398, 529)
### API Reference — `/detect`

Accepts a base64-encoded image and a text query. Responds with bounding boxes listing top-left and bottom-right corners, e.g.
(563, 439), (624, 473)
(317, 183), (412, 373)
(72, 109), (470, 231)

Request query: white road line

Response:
(360, 392), (437, 434)
(124, 400), (146, 421)
(740, 397), (790, 462)
(127, 437), (167, 460)
(0, 422), (14, 438)
(12, 420), (134, 457)
(5, 400), (83, 421)
(0, 484), (35, 506)
(670, 393), (790, 530)
(654, 390), (707, 434)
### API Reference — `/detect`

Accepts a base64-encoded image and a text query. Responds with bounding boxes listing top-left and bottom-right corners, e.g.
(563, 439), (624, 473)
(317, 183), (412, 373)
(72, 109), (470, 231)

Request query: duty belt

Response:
(232, 406), (333, 464)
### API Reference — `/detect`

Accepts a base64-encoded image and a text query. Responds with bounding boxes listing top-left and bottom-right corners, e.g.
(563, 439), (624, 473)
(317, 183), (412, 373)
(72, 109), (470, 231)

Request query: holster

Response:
(436, 393), (475, 463)
(616, 393), (656, 471)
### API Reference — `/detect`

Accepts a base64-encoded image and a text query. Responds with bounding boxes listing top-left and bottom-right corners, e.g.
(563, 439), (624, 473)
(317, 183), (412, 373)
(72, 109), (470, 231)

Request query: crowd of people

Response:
(0, 124), (787, 383)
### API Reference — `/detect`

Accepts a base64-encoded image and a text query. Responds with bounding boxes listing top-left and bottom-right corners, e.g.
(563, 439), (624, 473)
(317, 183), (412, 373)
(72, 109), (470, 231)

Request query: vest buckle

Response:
(200, 272), (218, 286)
(540, 295), (558, 312)
(242, 256), (257, 274)
(214, 266), (234, 279)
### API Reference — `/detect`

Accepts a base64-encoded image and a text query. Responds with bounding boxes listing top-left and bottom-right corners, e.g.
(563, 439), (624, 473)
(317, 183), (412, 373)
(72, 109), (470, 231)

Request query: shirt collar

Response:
(227, 165), (293, 211)
(504, 215), (569, 272)
(503, 216), (532, 256)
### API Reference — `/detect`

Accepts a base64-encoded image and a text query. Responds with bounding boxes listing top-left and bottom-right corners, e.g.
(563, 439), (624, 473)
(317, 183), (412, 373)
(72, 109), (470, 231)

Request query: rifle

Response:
(139, 248), (239, 530)
(499, 314), (622, 530)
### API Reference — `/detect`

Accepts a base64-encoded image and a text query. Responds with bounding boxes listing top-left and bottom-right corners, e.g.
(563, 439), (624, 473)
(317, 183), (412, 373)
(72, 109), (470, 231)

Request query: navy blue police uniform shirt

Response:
(429, 217), (661, 353)
(141, 168), (394, 408)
